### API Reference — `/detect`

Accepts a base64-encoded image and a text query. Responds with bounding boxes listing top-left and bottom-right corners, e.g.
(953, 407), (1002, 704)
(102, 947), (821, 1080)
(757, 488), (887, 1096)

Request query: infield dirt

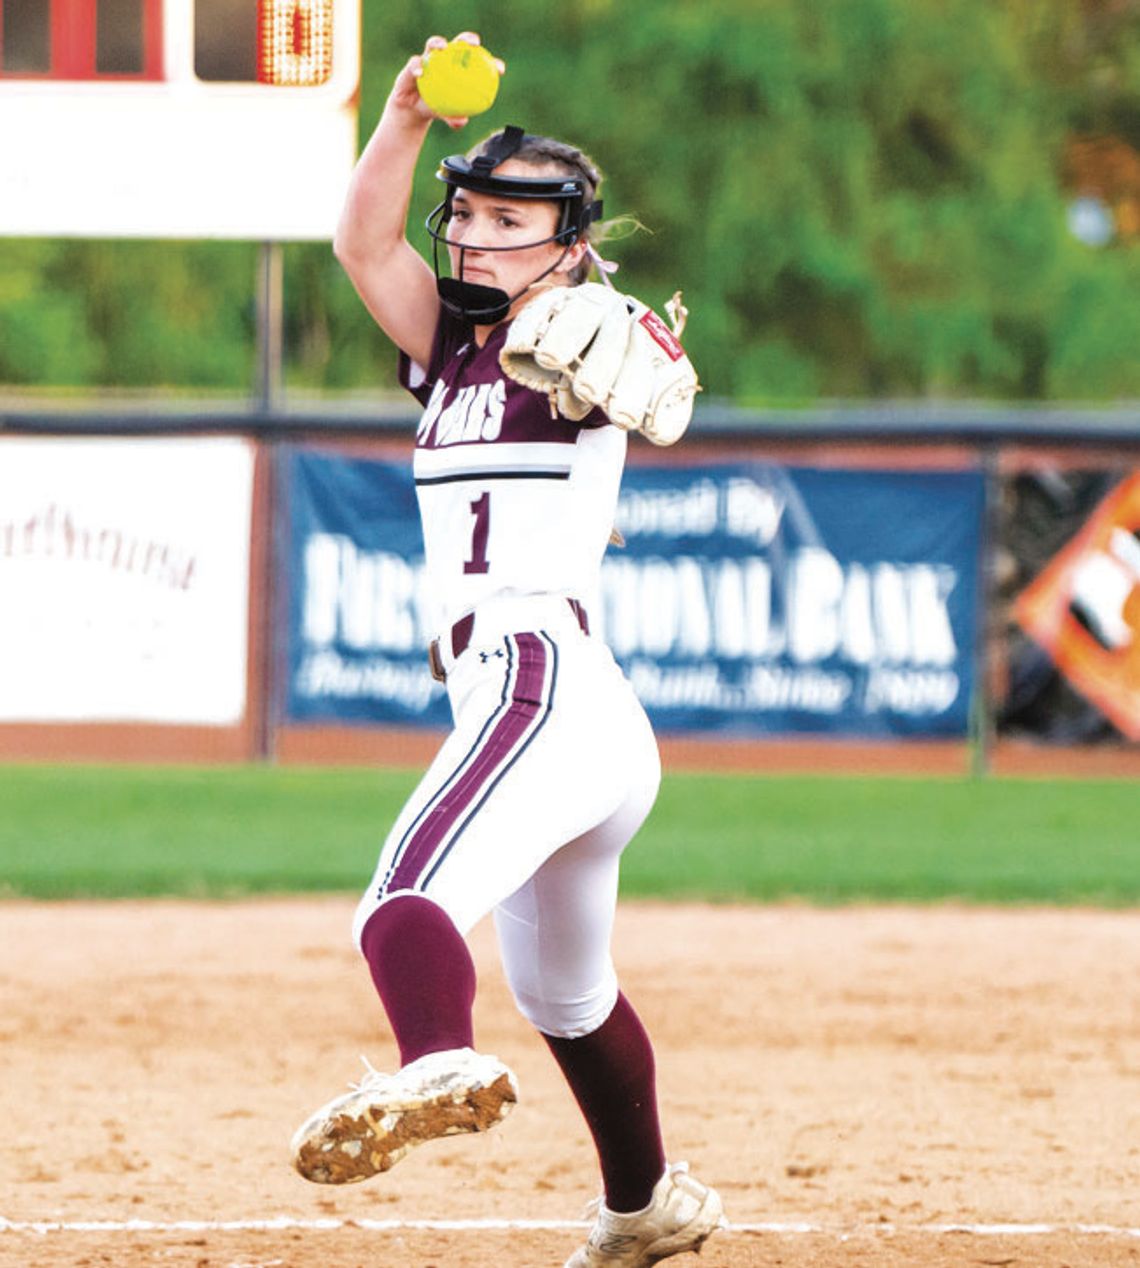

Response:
(2, 899), (1139, 1267)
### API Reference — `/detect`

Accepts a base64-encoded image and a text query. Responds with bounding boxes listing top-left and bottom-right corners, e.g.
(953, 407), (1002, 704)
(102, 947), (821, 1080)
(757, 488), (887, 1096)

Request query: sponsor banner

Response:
(0, 437), (254, 725)
(285, 449), (448, 727)
(283, 450), (984, 737)
(1013, 471), (1140, 740)
(605, 463), (983, 737)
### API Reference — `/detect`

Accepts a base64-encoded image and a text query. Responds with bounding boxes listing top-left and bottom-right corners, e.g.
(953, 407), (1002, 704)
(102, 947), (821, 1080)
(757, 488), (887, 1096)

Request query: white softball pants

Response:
(352, 595), (660, 1039)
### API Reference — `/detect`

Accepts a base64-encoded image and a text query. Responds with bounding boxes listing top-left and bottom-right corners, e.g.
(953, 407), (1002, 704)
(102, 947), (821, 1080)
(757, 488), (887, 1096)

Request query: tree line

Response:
(2, 0), (1138, 403)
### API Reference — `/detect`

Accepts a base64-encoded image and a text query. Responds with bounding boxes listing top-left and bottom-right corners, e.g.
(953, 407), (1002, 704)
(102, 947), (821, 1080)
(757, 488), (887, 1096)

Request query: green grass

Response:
(637, 772), (1140, 905)
(0, 764), (1137, 905)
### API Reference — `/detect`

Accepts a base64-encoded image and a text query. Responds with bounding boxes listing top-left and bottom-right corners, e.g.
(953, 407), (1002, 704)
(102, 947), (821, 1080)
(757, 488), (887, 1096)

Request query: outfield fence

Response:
(1, 400), (1138, 776)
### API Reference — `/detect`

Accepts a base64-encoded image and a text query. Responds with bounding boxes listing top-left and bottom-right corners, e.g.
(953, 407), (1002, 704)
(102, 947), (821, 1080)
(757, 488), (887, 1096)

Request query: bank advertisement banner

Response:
(0, 437), (254, 725)
(285, 449), (448, 726)
(284, 450), (984, 737)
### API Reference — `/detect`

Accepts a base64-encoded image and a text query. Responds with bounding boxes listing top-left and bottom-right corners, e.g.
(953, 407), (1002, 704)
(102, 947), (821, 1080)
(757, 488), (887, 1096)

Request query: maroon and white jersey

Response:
(400, 309), (626, 631)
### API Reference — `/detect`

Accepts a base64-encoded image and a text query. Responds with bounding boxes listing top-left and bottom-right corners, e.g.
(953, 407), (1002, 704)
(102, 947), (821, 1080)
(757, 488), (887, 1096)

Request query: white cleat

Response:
(565, 1162), (725, 1266)
(290, 1047), (518, 1185)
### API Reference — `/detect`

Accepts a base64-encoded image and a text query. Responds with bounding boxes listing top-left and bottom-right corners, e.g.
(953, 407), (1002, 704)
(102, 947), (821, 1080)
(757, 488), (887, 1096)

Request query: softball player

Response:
(290, 34), (722, 1267)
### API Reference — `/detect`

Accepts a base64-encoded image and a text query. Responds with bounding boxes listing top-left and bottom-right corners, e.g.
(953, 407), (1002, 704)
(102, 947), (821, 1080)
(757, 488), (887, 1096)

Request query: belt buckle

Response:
(427, 638), (446, 683)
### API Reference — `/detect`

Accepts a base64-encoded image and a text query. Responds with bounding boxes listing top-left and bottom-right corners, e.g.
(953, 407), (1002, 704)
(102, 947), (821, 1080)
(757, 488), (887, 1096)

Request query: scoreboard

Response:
(0, 0), (360, 238)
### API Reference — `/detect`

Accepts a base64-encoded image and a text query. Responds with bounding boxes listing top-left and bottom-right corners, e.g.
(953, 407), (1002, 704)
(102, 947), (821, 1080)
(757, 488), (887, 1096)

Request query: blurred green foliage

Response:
(1, 0), (1138, 402)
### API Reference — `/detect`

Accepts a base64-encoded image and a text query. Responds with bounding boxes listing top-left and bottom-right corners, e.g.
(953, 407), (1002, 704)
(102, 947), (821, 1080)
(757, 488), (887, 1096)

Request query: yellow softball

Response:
(417, 39), (501, 117)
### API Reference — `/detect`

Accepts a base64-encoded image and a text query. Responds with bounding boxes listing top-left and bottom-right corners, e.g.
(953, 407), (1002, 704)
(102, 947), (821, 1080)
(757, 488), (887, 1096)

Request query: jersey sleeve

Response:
(398, 311), (471, 406)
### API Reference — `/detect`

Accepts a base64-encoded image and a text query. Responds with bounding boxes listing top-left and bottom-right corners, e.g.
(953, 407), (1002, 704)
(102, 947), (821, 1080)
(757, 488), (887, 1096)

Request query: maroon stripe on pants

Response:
(389, 633), (550, 893)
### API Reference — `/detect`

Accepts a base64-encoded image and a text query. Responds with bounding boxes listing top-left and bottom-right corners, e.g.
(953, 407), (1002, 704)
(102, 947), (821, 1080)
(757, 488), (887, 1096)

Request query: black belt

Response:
(428, 599), (590, 683)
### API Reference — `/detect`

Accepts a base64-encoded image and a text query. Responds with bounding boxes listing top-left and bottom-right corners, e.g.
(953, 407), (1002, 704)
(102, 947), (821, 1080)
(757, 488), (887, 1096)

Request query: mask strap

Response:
(471, 125), (526, 175)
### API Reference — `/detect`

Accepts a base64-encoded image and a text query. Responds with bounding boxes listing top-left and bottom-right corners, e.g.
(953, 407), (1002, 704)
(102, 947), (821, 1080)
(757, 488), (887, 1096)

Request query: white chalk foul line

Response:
(3, 1216), (1140, 1238)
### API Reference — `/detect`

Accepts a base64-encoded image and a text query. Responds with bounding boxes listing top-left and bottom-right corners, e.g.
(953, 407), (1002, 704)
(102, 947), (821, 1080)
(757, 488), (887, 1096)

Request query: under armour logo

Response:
(479, 648), (506, 663)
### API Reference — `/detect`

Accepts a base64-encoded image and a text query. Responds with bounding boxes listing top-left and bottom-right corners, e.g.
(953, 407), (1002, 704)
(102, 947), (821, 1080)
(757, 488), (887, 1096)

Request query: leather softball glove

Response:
(500, 283), (699, 445)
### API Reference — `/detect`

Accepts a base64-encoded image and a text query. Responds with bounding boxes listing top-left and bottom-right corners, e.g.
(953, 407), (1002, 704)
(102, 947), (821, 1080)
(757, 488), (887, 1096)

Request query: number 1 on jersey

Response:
(464, 491), (491, 575)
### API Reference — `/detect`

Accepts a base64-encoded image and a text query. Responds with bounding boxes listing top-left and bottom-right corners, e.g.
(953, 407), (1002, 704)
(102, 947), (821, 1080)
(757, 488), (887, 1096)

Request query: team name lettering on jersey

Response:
(417, 380), (507, 448)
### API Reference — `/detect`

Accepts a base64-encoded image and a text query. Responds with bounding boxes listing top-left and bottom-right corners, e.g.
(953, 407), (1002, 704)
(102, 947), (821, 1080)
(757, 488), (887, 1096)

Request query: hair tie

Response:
(585, 243), (619, 288)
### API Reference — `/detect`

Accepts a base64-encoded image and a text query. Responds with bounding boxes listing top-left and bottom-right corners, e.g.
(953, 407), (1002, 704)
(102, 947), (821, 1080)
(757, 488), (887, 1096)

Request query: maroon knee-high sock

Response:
(542, 992), (667, 1213)
(359, 894), (476, 1067)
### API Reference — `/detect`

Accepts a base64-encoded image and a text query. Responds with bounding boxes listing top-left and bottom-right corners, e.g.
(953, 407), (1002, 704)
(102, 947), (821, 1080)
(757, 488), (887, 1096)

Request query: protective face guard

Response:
(425, 125), (603, 324)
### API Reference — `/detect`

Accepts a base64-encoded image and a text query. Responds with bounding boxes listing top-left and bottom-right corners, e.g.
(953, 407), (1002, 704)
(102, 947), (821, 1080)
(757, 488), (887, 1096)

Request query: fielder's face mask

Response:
(425, 125), (603, 325)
